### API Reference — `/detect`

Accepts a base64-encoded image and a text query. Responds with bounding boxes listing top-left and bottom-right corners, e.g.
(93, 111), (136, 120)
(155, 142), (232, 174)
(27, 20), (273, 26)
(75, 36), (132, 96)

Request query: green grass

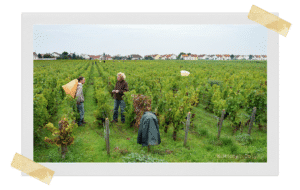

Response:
(34, 64), (267, 163)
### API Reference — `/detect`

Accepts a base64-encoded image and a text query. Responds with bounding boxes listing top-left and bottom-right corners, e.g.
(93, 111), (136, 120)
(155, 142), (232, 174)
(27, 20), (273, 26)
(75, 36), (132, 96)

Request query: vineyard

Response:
(34, 59), (267, 162)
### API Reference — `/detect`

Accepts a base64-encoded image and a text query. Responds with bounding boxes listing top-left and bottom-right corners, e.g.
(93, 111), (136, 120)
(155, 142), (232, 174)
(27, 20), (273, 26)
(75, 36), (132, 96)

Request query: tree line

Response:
(37, 52), (85, 60)
(37, 51), (255, 60)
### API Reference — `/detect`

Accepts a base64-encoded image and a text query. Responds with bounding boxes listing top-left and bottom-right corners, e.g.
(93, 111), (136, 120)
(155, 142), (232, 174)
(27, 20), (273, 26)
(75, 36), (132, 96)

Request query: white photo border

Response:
(22, 13), (278, 176)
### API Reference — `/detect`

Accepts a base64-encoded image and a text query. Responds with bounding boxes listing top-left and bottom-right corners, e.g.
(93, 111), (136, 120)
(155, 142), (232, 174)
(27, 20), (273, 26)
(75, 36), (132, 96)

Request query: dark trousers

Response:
(113, 99), (126, 122)
(77, 103), (84, 125)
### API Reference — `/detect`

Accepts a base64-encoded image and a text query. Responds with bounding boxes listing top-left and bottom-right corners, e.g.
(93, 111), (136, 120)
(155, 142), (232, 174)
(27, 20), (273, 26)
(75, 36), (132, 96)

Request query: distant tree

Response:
(249, 55), (253, 60)
(38, 53), (42, 58)
(230, 54), (234, 60)
(145, 56), (154, 60)
(113, 56), (120, 60)
(72, 53), (76, 59)
(61, 51), (69, 59)
(62, 51), (68, 56)
(43, 53), (52, 58)
(177, 52), (186, 60)
(187, 53), (191, 55)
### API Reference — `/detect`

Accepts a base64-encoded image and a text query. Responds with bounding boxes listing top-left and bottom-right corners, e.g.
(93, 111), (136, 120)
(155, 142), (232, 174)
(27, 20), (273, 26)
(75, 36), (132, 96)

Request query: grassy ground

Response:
(34, 65), (267, 163)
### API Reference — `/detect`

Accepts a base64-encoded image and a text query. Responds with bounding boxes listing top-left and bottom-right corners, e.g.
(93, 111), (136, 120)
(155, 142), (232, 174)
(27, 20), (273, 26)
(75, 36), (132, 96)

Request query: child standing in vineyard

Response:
(112, 72), (129, 123)
(76, 76), (86, 126)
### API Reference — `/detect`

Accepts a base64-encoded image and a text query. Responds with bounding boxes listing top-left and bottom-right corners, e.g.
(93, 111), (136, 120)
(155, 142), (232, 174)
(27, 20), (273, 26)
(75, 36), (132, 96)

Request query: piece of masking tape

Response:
(248, 5), (291, 37)
(11, 153), (54, 185)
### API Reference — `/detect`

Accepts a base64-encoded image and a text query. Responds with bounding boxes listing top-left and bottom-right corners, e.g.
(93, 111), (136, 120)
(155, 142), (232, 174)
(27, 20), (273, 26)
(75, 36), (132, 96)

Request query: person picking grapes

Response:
(112, 72), (129, 123)
(75, 76), (86, 126)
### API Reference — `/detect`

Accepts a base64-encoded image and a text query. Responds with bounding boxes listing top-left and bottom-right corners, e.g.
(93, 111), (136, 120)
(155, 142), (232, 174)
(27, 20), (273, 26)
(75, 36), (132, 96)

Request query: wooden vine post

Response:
(248, 107), (257, 135)
(184, 112), (191, 147)
(217, 110), (225, 140)
(105, 118), (110, 155)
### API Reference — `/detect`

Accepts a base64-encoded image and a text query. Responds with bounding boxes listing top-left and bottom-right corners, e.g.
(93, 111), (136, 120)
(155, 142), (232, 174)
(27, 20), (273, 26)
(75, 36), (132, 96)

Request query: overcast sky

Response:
(33, 25), (267, 56)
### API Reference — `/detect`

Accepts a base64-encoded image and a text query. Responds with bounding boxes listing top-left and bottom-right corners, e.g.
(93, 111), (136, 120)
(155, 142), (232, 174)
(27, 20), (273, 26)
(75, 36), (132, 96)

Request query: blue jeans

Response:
(113, 99), (126, 122)
(77, 103), (84, 125)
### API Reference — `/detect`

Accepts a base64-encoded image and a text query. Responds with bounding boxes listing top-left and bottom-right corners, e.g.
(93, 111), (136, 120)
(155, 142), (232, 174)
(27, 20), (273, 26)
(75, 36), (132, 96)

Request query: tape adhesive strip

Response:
(11, 153), (55, 185)
(248, 5), (291, 37)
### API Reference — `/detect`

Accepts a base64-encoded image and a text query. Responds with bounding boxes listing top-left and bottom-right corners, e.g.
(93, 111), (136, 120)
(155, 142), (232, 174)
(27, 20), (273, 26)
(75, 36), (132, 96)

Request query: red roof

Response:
(90, 55), (101, 59)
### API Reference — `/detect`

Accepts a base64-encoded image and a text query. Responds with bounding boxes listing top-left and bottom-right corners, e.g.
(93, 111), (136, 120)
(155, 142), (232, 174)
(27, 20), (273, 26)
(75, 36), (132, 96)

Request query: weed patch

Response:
(122, 152), (165, 163)
(236, 134), (253, 145)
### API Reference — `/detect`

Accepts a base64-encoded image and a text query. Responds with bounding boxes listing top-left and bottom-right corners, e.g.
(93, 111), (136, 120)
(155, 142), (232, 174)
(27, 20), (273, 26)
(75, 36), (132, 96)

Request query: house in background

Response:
(237, 55), (244, 60)
(191, 54), (198, 60)
(262, 55), (267, 60)
(106, 54), (112, 60)
(160, 55), (167, 60)
(216, 54), (223, 60)
(181, 54), (189, 60)
(239, 55), (248, 60)
(162, 54), (177, 60)
(51, 52), (60, 58)
(210, 55), (217, 60)
(131, 54), (143, 60)
(80, 54), (90, 60)
(33, 52), (38, 60)
(254, 55), (262, 60)
(222, 54), (230, 60)
(152, 54), (160, 60)
(169, 54), (177, 59)
(89, 55), (101, 60)
(100, 54), (112, 60)
(202, 55), (210, 60)
(197, 54), (205, 60)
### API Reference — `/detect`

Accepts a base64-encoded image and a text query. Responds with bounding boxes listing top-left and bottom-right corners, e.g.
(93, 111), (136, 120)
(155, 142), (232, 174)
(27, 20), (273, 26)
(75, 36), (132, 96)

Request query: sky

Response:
(33, 24), (267, 56)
